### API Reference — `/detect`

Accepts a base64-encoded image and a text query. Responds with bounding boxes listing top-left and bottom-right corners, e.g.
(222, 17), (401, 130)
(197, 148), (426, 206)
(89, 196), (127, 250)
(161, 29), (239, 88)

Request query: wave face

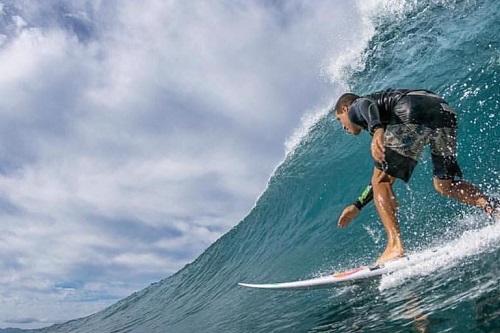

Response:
(34, 0), (499, 332)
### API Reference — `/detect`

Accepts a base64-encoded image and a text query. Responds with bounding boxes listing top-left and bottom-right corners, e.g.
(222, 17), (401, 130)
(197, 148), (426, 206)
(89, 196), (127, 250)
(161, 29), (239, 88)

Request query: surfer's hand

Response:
(371, 128), (385, 163)
(337, 204), (360, 228)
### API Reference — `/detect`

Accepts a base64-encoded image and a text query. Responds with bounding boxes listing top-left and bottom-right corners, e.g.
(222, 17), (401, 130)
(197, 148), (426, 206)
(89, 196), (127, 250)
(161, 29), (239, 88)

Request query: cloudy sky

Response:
(0, 0), (383, 328)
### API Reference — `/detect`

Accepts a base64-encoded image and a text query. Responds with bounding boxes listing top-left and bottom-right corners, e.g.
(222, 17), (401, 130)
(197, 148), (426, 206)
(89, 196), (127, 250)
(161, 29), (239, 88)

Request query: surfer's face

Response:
(336, 106), (362, 135)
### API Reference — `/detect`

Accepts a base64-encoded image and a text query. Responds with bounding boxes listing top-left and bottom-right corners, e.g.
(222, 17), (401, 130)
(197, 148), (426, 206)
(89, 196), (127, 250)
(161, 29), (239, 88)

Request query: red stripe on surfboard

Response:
(332, 267), (366, 278)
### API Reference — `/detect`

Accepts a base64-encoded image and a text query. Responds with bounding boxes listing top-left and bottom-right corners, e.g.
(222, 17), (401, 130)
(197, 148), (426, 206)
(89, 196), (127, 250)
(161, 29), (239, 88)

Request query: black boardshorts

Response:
(374, 91), (463, 183)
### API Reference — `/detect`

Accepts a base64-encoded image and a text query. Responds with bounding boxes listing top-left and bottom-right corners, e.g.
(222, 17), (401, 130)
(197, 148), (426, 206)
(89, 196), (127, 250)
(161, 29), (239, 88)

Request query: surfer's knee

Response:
(433, 177), (453, 196)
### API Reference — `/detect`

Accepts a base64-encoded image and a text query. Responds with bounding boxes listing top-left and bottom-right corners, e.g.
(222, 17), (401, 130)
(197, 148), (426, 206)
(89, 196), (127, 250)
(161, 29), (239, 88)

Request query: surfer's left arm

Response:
(357, 98), (385, 162)
(338, 184), (373, 228)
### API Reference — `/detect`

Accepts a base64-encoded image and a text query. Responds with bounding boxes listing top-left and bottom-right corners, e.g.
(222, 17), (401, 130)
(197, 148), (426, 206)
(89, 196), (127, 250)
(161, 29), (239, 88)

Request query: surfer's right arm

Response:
(337, 184), (373, 228)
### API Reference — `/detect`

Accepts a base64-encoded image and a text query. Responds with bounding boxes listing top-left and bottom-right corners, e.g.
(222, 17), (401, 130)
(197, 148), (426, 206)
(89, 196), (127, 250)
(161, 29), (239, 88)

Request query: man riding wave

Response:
(332, 88), (499, 264)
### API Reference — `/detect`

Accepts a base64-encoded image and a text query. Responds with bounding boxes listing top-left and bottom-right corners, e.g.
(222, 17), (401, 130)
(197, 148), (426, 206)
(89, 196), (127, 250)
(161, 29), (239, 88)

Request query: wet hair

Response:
(333, 93), (359, 114)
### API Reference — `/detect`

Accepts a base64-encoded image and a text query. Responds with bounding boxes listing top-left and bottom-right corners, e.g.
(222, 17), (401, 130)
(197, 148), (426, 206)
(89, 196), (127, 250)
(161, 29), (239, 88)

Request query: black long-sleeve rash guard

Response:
(348, 98), (384, 134)
(347, 99), (380, 210)
(347, 88), (417, 134)
(346, 99), (379, 210)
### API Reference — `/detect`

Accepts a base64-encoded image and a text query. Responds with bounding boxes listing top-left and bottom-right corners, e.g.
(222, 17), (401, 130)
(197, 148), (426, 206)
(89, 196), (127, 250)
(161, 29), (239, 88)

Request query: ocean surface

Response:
(13, 0), (500, 332)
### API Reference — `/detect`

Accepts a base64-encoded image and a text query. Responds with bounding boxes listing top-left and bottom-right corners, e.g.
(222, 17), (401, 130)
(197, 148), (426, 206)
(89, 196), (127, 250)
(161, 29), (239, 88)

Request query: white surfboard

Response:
(238, 256), (413, 290)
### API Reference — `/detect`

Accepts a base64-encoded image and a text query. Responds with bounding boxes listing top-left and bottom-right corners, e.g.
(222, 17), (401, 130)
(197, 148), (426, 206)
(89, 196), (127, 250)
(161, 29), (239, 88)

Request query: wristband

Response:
(353, 200), (363, 210)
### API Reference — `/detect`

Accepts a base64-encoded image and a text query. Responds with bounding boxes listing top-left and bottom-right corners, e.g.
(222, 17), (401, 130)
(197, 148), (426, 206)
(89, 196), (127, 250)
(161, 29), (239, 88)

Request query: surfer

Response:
(331, 89), (499, 264)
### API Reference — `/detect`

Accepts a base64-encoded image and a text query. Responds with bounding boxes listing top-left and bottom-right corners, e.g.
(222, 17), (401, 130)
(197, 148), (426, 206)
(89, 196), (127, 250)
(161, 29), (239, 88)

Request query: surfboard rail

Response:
(238, 257), (413, 290)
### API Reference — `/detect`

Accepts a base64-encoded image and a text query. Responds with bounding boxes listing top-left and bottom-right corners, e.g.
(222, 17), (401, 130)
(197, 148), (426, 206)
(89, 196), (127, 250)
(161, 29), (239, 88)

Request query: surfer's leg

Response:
(371, 167), (404, 264)
(430, 123), (497, 216)
(433, 178), (492, 211)
(370, 121), (426, 264)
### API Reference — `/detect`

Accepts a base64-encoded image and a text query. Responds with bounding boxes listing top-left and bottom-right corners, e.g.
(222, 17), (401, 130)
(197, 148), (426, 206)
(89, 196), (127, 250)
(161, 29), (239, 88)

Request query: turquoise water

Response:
(30, 0), (499, 332)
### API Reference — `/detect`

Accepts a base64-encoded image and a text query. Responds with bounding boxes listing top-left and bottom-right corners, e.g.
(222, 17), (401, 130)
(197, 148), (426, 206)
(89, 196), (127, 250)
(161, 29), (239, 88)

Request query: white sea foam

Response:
(322, 0), (421, 86)
(286, 0), (417, 159)
(284, 108), (329, 156)
(323, 0), (383, 86)
(324, 0), (465, 87)
(379, 216), (500, 290)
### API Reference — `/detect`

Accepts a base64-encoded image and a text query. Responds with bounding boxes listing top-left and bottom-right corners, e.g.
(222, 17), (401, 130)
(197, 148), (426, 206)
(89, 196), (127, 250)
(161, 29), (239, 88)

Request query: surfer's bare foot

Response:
(376, 247), (404, 265)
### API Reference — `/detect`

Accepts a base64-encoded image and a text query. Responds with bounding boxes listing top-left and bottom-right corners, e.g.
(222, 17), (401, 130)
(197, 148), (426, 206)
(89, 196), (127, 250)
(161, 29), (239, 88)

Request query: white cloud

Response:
(0, 0), (372, 328)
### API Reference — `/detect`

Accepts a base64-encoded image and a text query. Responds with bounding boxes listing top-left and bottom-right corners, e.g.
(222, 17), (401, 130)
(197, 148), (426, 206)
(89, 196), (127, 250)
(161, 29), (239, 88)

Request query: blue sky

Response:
(0, 0), (384, 329)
